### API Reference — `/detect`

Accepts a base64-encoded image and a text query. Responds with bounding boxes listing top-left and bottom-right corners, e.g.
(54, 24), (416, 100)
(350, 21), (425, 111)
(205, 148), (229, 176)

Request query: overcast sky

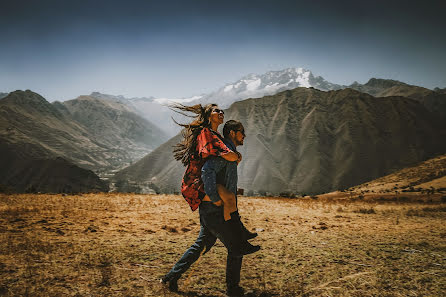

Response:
(1, 0), (445, 101)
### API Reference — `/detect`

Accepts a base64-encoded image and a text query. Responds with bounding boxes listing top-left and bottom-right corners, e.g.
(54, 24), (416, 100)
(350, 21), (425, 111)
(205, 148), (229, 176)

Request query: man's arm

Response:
(202, 157), (227, 203)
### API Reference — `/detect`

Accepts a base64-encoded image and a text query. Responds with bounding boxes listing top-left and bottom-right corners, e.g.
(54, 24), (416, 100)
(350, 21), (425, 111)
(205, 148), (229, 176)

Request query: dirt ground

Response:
(0, 193), (445, 296)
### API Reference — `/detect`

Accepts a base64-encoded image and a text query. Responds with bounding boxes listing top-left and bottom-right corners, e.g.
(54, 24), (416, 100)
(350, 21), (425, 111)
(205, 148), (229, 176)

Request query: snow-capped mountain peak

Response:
(196, 67), (344, 108)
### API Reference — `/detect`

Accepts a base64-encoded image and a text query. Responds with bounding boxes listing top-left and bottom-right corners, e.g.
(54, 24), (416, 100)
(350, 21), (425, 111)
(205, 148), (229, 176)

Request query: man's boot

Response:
(226, 285), (245, 297)
(160, 276), (178, 292)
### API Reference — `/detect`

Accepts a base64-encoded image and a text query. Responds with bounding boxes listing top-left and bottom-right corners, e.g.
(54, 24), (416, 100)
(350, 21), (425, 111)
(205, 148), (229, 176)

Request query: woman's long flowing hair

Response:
(170, 103), (217, 166)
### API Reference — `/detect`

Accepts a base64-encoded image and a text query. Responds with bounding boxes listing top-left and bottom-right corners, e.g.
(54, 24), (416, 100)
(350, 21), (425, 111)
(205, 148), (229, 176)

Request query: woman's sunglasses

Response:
(212, 108), (224, 114)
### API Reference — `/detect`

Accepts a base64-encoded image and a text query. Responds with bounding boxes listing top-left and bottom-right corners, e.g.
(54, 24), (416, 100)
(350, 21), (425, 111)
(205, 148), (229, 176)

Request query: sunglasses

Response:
(212, 108), (224, 114)
(236, 129), (245, 137)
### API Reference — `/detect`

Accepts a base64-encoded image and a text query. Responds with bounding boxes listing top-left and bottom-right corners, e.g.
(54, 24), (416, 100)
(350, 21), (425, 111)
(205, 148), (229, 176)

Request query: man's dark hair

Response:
(223, 120), (244, 138)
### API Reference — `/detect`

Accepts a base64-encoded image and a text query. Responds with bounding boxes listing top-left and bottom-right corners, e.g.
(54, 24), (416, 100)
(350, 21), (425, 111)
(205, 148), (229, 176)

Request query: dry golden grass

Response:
(0, 193), (445, 296)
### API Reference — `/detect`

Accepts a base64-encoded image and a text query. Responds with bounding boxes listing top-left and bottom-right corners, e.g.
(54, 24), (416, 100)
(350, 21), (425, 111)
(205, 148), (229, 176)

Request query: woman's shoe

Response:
(235, 212), (258, 240)
(241, 242), (260, 255)
(242, 226), (258, 240)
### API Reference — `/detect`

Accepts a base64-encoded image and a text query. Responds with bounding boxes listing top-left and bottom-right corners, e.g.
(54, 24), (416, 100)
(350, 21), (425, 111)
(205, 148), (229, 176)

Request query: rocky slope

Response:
(0, 143), (108, 193)
(113, 87), (446, 195)
(0, 135), (108, 193)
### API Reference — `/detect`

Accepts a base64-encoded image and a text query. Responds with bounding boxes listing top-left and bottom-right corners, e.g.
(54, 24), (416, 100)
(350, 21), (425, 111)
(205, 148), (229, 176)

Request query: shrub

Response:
(279, 192), (296, 198)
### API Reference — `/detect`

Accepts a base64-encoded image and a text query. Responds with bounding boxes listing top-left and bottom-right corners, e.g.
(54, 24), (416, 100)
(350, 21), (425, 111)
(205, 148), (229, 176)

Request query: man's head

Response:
(223, 120), (245, 146)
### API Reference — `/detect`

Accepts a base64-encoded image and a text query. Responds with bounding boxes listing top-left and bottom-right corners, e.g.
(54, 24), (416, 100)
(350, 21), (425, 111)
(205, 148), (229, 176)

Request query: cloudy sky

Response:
(1, 0), (445, 101)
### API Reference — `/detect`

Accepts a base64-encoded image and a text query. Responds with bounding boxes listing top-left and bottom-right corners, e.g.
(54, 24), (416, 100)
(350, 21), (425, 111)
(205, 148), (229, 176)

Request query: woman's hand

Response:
(236, 152), (242, 164)
(221, 151), (239, 162)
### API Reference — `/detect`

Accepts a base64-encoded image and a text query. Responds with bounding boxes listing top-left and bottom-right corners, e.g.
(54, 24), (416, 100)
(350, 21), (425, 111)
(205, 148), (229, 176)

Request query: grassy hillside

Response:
(349, 154), (446, 194)
(0, 193), (445, 296)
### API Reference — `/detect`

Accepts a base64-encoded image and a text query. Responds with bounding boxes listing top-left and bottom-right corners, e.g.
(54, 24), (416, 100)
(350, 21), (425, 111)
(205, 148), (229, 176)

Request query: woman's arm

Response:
(221, 151), (241, 162)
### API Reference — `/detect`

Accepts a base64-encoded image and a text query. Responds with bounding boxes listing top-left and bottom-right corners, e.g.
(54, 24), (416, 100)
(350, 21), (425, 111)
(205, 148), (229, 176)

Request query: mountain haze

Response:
(60, 95), (168, 164)
(88, 92), (181, 137)
(114, 87), (446, 195)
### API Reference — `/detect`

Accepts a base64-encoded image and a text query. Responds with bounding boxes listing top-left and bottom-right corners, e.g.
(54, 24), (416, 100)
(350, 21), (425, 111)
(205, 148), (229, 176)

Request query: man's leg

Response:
(162, 224), (216, 290)
(199, 202), (244, 294)
(226, 254), (244, 296)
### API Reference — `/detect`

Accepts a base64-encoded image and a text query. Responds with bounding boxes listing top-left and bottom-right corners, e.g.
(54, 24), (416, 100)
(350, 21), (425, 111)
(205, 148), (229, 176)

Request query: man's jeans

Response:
(164, 202), (243, 289)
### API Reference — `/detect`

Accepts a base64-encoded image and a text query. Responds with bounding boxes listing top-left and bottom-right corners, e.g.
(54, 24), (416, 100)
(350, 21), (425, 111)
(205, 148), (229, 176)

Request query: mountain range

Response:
(92, 68), (446, 138)
(113, 87), (446, 195)
(1, 67), (445, 194)
(0, 90), (167, 192)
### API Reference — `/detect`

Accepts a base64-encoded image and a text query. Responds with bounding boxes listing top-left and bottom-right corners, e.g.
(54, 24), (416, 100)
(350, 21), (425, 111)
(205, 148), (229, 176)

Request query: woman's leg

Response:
(217, 184), (238, 221)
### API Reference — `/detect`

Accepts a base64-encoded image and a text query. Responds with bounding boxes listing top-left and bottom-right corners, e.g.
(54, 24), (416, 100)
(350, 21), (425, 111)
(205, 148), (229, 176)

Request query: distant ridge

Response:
(434, 87), (446, 94)
(350, 78), (446, 119)
(113, 87), (446, 195)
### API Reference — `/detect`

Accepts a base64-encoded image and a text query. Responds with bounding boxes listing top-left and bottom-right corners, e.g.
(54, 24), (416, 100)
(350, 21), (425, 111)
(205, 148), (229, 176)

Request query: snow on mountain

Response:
(194, 67), (345, 107)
